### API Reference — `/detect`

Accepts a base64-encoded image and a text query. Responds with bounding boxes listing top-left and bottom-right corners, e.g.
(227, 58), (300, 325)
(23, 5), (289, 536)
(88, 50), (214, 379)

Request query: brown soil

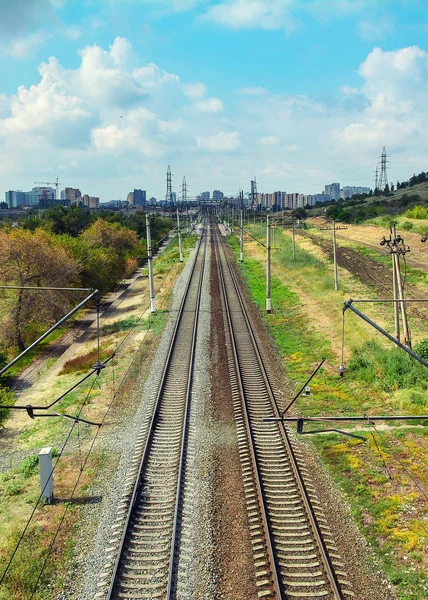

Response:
(309, 217), (428, 270)
(301, 230), (428, 322)
(210, 235), (258, 600)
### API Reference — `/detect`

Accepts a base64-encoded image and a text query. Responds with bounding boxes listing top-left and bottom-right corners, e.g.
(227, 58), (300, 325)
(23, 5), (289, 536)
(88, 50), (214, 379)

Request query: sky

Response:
(1, 0), (428, 200)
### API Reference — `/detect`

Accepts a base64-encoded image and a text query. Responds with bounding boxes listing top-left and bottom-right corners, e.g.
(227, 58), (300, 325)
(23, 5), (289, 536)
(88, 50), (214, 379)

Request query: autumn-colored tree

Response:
(0, 229), (79, 350)
(79, 219), (141, 289)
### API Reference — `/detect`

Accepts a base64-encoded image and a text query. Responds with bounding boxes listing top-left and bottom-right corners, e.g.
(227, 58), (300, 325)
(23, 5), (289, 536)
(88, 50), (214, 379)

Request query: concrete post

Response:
(39, 447), (54, 504)
(177, 209), (183, 262)
(266, 215), (271, 313)
(146, 214), (156, 313)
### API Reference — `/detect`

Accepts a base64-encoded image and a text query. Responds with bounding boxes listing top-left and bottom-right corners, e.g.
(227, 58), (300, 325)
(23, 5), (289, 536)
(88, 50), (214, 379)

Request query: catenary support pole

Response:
(240, 209), (244, 262)
(266, 215), (272, 313)
(292, 218), (296, 261)
(333, 220), (339, 291)
(392, 225), (411, 347)
(392, 251), (400, 342)
(177, 209), (183, 262)
(146, 214), (156, 313)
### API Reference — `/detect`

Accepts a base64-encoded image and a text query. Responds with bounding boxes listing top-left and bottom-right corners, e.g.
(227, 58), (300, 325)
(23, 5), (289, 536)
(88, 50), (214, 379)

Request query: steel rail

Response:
(106, 225), (206, 600)
(216, 225), (344, 599)
(214, 230), (283, 599)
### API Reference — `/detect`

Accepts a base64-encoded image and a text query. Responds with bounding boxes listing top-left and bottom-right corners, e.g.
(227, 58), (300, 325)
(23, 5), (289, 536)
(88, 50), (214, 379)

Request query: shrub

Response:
(349, 341), (428, 391)
(414, 339), (428, 361)
(18, 455), (39, 479)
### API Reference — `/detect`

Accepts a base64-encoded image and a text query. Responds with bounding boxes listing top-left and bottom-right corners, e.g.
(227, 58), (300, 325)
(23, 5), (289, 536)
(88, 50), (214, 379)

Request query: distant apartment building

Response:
(259, 192), (274, 209)
(149, 197), (156, 205)
(324, 183), (341, 201)
(32, 187), (56, 208)
(342, 186), (370, 198)
(60, 187), (82, 205)
(200, 191), (210, 202)
(82, 194), (100, 209)
(171, 192), (177, 203)
(5, 190), (32, 208)
(133, 189), (147, 208)
(284, 193), (301, 209)
(212, 190), (224, 201)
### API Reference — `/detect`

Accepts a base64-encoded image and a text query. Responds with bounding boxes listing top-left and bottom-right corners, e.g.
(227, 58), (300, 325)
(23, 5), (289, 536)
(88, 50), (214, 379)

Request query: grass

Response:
(59, 347), (112, 375)
(228, 229), (428, 599)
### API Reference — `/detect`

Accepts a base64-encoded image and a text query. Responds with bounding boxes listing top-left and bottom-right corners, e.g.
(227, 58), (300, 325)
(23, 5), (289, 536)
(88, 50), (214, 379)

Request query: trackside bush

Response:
(349, 341), (428, 391)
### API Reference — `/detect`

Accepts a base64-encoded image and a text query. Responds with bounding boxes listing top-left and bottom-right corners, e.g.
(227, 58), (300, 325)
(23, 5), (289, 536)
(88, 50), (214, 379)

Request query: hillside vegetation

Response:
(306, 170), (428, 226)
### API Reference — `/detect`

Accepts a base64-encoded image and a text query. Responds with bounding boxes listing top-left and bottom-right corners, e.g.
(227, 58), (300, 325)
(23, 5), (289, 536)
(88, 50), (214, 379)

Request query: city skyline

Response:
(1, 2), (428, 198)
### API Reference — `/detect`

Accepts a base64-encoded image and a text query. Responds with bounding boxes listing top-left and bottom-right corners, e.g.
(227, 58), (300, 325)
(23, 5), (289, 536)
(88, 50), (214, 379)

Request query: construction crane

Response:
(34, 178), (62, 201)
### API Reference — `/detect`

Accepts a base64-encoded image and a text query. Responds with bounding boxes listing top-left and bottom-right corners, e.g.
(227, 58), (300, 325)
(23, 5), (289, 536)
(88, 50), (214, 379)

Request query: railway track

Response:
(214, 225), (354, 600)
(98, 224), (207, 600)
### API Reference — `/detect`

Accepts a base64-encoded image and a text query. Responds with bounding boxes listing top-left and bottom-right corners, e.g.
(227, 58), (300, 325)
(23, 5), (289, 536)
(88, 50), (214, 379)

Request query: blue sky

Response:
(1, 0), (428, 200)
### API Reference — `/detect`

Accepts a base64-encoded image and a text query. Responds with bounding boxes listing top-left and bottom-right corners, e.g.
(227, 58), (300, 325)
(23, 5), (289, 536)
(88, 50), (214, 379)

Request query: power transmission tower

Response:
(181, 176), (187, 203)
(251, 178), (258, 207)
(165, 165), (173, 204)
(377, 147), (389, 191)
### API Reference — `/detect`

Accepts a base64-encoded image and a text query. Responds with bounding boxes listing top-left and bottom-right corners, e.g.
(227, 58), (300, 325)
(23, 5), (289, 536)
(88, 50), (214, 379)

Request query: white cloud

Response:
(182, 82), (207, 100)
(239, 86), (268, 96)
(0, 31), (50, 58)
(194, 97), (224, 113)
(336, 46), (428, 150)
(356, 16), (394, 42)
(202, 0), (298, 31)
(259, 135), (280, 146)
(64, 25), (82, 41)
(197, 131), (242, 152)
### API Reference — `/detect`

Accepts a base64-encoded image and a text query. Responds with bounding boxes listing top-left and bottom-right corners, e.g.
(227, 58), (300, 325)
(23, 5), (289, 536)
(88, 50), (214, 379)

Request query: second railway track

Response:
(101, 223), (207, 600)
(214, 225), (354, 600)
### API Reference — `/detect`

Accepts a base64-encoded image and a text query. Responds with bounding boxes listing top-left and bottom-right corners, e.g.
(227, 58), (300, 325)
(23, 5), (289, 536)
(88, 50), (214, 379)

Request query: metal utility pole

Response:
(393, 226), (410, 346)
(374, 166), (379, 192)
(392, 244), (400, 341)
(176, 209), (183, 262)
(239, 209), (244, 262)
(333, 220), (339, 291)
(380, 226), (411, 347)
(146, 214), (156, 313)
(320, 221), (348, 290)
(266, 215), (272, 313)
(292, 218), (296, 261)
